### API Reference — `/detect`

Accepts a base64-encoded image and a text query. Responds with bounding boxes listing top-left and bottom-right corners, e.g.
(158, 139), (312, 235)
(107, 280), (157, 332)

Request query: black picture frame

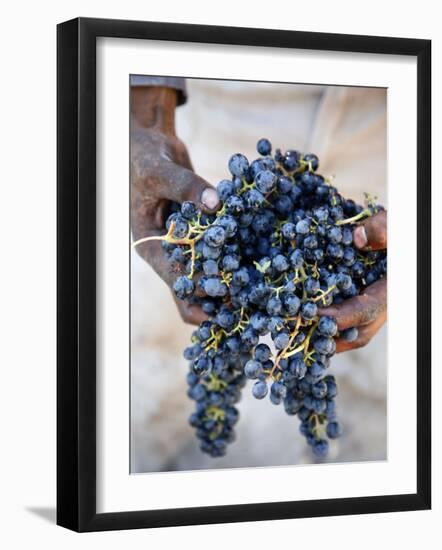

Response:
(57, 17), (431, 532)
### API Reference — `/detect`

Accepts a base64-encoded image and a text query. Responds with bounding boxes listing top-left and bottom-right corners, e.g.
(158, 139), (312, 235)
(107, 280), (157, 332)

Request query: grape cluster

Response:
(135, 139), (387, 459)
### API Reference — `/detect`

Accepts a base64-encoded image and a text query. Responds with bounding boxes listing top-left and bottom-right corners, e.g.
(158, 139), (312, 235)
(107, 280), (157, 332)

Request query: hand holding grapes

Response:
(130, 86), (220, 325)
(319, 210), (387, 352)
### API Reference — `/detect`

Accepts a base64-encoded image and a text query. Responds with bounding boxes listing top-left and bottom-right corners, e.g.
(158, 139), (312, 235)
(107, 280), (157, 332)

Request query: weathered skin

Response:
(130, 86), (219, 324)
(319, 211), (387, 352)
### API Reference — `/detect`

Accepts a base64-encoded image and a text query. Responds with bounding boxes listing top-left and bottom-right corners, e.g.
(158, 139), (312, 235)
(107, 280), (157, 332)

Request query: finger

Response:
(318, 278), (387, 330)
(335, 309), (386, 352)
(153, 161), (220, 213)
(133, 237), (207, 302)
(133, 238), (184, 288)
(353, 210), (387, 250)
(173, 139), (194, 172)
(173, 295), (208, 326)
(192, 272), (207, 299)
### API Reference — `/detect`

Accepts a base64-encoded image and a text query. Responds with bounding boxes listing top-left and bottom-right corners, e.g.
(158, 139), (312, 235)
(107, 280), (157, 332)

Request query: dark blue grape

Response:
(281, 222), (296, 240)
(295, 219), (310, 235)
(289, 356), (307, 379)
(273, 194), (293, 215)
(173, 276), (195, 300)
(312, 380), (328, 399)
(217, 179), (235, 201)
(255, 170), (276, 193)
(304, 277), (320, 296)
(257, 138), (272, 155)
(244, 189), (265, 211)
(188, 384), (207, 402)
(303, 153), (319, 171)
(202, 277), (228, 297)
(203, 259), (219, 276)
(289, 249), (304, 269)
(216, 214), (238, 238)
(181, 201), (197, 220)
(215, 308), (235, 330)
(252, 380), (268, 399)
(250, 311), (269, 335)
(232, 267), (250, 287)
(204, 225), (226, 248)
(277, 176), (293, 194)
(282, 293), (301, 315)
(327, 243), (344, 260)
(202, 243), (222, 260)
(244, 360), (263, 380)
(241, 326), (259, 348)
(327, 226), (342, 244)
(254, 343), (271, 363)
(268, 316), (284, 333)
(184, 344), (202, 361)
(283, 155), (299, 172)
(318, 316), (338, 337)
(336, 272), (352, 290)
(228, 153), (249, 177)
(303, 234), (318, 249)
(272, 254), (290, 273)
(273, 331), (290, 350)
(312, 439), (329, 458)
(326, 421), (342, 439)
(225, 194), (245, 215)
(222, 254), (240, 272)
(171, 216), (189, 238)
(301, 301), (318, 321)
(341, 327), (359, 342)
(192, 355), (212, 376)
(342, 226), (353, 246)
(313, 336), (336, 357)
(266, 296), (283, 316)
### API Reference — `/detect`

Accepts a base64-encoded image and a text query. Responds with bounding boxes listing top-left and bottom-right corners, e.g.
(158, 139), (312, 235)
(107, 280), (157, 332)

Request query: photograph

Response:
(130, 76), (388, 474)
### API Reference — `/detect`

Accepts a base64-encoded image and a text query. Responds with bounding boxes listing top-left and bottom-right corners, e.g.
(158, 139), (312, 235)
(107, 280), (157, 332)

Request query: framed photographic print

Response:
(57, 17), (431, 532)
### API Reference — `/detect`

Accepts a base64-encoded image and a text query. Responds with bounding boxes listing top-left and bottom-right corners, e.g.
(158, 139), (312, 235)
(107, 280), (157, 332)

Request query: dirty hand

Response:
(131, 86), (220, 325)
(319, 210), (387, 352)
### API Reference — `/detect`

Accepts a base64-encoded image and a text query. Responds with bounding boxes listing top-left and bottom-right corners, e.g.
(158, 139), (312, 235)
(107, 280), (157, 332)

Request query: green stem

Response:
(312, 284), (337, 304)
(335, 207), (372, 226)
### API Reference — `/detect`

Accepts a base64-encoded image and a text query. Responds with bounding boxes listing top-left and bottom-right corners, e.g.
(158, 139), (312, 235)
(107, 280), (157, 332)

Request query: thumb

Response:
(353, 210), (387, 250)
(154, 160), (220, 213)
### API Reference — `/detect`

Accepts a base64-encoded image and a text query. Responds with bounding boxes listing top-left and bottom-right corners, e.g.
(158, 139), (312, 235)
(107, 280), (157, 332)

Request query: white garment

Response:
(131, 80), (387, 473)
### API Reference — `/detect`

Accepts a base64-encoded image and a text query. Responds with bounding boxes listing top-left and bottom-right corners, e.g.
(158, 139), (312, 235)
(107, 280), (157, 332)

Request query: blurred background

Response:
(130, 79), (387, 473)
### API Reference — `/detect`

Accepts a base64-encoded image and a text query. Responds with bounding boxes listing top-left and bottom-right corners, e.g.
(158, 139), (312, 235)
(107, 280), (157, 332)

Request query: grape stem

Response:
(205, 374), (227, 392)
(311, 413), (325, 439)
(204, 329), (224, 352)
(223, 307), (249, 337)
(205, 405), (225, 421)
(270, 316), (303, 378)
(131, 220), (177, 248)
(312, 284), (337, 304)
(283, 320), (318, 359)
(335, 207), (372, 226)
(131, 220), (206, 279)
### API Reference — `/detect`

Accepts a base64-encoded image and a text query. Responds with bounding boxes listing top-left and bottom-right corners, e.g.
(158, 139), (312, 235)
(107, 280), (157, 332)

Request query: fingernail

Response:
(353, 226), (368, 249)
(201, 188), (220, 210)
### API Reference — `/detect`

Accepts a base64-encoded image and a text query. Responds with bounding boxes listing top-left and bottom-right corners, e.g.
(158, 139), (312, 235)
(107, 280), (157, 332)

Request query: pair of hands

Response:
(131, 86), (387, 353)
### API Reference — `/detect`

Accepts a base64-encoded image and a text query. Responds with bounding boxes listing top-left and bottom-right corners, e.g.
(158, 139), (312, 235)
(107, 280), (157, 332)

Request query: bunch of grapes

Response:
(134, 139), (387, 460)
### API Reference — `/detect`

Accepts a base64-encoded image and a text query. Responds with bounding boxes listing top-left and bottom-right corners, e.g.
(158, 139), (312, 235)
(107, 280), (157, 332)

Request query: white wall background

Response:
(0, 1), (439, 548)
